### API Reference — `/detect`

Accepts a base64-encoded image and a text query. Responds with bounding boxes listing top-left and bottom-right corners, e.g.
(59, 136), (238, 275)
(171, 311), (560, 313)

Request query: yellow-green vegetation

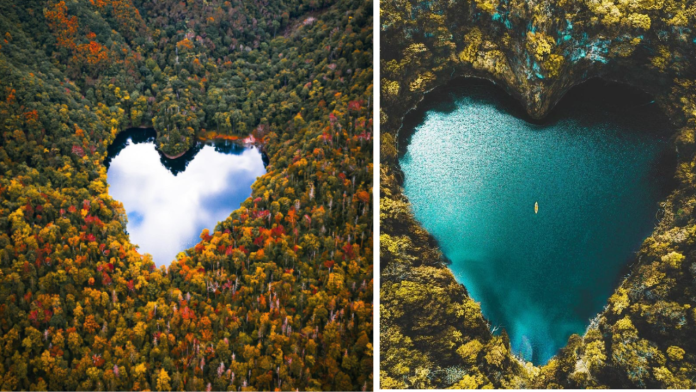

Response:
(381, 0), (696, 388)
(0, 0), (373, 390)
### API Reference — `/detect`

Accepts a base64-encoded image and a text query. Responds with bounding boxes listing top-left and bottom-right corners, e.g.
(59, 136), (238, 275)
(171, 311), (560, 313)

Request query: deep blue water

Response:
(399, 80), (674, 364)
(106, 129), (266, 266)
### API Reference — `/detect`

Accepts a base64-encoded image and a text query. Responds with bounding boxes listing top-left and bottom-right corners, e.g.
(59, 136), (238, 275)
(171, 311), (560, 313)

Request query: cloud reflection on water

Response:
(107, 140), (266, 266)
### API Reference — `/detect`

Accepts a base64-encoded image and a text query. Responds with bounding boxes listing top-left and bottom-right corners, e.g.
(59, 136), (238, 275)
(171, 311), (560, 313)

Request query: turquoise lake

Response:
(106, 129), (266, 266)
(399, 80), (675, 364)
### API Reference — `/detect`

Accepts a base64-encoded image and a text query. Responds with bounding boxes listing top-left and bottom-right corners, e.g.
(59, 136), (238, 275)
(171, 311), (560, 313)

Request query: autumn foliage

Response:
(44, 1), (78, 50)
(0, 0), (373, 390)
(381, 0), (696, 388)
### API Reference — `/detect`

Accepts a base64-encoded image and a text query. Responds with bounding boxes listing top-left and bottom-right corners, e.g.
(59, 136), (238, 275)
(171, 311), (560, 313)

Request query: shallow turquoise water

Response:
(106, 129), (266, 266)
(399, 80), (674, 364)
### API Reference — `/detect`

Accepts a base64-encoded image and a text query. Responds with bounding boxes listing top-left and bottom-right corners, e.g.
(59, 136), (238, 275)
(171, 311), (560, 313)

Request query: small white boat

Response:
(534, 202), (539, 214)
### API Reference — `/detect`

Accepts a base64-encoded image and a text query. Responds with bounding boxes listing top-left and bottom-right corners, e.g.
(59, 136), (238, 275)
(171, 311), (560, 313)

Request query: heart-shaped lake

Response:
(399, 79), (675, 365)
(105, 128), (266, 266)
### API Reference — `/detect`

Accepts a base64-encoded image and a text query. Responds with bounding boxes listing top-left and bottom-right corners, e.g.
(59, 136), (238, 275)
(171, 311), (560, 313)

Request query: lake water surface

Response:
(399, 80), (675, 364)
(106, 129), (266, 266)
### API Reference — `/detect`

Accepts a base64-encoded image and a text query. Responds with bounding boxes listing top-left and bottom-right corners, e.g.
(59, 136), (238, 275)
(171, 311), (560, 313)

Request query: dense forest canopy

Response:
(381, 0), (696, 389)
(0, 0), (373, 390)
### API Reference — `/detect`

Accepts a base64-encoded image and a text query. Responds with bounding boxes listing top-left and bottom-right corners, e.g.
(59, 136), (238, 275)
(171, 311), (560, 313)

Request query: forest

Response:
(0, 0), (373, 390)
(381, 0), (696, 389)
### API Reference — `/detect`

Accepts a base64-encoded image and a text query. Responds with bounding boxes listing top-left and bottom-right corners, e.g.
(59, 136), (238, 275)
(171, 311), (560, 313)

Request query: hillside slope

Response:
(0, 0), (373, 390)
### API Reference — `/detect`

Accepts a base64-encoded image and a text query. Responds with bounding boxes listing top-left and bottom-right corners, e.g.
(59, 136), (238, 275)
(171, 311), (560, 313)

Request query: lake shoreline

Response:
(400, 79), (675, 365)
(124, 125), (265, 161)
(105, 131), (267, 266)
(162, 150), (187, 159)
